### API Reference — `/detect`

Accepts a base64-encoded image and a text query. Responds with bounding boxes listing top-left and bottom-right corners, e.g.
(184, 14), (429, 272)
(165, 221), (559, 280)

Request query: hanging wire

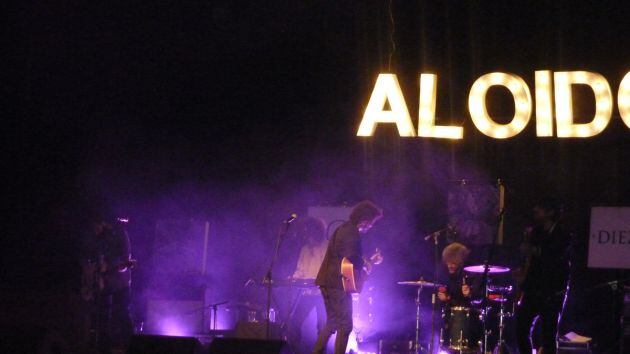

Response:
(387, 0), (396, 72)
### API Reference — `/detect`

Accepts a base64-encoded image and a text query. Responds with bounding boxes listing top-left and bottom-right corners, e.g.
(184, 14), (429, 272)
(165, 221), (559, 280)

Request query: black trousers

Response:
(97, 287), (133, 354)
(313, 287), (353, 354)
(515, 292), (564, 354)
(288, 292), (325, 353)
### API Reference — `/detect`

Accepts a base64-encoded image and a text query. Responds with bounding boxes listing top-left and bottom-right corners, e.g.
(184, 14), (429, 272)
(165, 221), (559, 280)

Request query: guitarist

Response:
(81, 212), (134, 354)
(313, 201), (383, 354)
(515, 198), (571, 354)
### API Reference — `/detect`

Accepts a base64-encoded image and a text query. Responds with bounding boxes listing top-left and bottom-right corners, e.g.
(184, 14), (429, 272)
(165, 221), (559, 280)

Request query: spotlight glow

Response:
(159, 320), (187, 336)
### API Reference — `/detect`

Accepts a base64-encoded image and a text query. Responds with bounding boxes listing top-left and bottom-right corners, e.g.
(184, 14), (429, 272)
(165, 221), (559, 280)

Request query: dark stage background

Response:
(2, 1), (629, 353)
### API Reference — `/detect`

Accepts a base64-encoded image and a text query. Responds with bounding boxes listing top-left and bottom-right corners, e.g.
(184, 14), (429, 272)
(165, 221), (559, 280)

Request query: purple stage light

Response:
(159, 319), (187, 336)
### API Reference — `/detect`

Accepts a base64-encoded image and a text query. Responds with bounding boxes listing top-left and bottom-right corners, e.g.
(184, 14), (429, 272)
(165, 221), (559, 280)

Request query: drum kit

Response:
(398, 264), (515, 354)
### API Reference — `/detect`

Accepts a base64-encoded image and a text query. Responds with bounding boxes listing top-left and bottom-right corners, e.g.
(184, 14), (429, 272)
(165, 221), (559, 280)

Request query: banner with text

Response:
(588, 207), (630, 269)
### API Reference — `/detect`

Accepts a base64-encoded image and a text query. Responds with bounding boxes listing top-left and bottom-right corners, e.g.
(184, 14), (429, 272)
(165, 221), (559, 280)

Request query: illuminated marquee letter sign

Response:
(617, 72), (630, 129)
(554, 71), (613, 137)
(357, 70), (629, 139)
(357, 74), (416, 137)
(418, 74), (463, 139)
(468, 72), (532, 139)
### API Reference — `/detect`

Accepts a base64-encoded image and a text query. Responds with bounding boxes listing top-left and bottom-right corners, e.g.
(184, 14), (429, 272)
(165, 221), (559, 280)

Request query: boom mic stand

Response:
(264, 215), (295, 340)
(483, 178), (505, 354)
(425, 226), (454, 354)
(208, 301), (229, 331)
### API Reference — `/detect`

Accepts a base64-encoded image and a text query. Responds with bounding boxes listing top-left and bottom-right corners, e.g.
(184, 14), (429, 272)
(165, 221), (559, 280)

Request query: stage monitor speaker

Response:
(128, 334), (204, 354)
(208, 338), (293, 354)
(0, 325), (68, 354)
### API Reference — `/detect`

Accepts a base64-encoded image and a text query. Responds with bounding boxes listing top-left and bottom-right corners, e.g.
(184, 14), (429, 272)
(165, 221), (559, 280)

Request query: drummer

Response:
(437, 242), (476, 306)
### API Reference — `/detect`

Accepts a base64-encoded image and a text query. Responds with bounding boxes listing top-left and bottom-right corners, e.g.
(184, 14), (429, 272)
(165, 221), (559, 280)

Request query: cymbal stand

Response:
(492, 300), (511, 354)
(264, 219), (292, 340)
(414, 281), (426, 354)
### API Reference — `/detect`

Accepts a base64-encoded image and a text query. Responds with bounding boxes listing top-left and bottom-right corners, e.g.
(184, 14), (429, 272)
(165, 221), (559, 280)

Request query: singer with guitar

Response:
(81, 211), (135, 354)
(515, 198), (571, 354)
(313, 201), (383, 354)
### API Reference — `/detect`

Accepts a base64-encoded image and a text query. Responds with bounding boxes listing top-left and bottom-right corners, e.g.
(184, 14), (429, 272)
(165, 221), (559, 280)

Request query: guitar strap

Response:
(330, 223), (344, 276)
(329, 222), (339, 251)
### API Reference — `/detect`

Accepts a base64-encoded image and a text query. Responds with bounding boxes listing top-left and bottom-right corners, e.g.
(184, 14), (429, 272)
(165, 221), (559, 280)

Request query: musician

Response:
(515, 198), (571, 354)
(287, 217), (327, 353)
(81, 213), (134, 354)
(437, 242), (473, 307)
(313, 201), (383, 354)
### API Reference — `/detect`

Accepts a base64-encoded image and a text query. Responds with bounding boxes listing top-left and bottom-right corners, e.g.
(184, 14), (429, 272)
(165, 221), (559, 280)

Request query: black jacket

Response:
(522, 223), (571, 298)
(315, 222), (363, 289)
(443, 268), (480, 307)
(82, 223), (131, 293)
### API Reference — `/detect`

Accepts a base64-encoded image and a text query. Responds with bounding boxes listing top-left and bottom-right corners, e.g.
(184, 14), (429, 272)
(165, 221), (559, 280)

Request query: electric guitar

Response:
(81, 257), (137, 301)
(340, 249), (382, 294)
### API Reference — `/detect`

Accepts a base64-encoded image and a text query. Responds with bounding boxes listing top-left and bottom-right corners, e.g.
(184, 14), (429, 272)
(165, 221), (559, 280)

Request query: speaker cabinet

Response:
(128, 334), (203, 354)
(208, 338), (293, 354)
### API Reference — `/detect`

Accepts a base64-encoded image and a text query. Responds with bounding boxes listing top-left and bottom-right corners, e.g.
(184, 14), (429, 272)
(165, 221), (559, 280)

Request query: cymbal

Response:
(397, 280), (445, 288)
(463, 265), (511, 274)
(261, 278), (317, 288)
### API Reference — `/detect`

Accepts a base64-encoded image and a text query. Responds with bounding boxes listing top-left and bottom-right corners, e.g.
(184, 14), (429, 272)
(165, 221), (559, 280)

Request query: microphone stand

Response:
(414, 279), (426, 354)
(208, 301), (229, 331)
(430, 235), (439, 354)
(264, 218), (293, 340)
(424, 227), (451, 354)
(483, 178), (505, 354)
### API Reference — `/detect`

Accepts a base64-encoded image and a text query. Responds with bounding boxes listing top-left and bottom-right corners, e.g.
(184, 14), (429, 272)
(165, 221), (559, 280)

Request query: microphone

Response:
(423, 224), (455, 241)
(284, 213), (298, 224)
